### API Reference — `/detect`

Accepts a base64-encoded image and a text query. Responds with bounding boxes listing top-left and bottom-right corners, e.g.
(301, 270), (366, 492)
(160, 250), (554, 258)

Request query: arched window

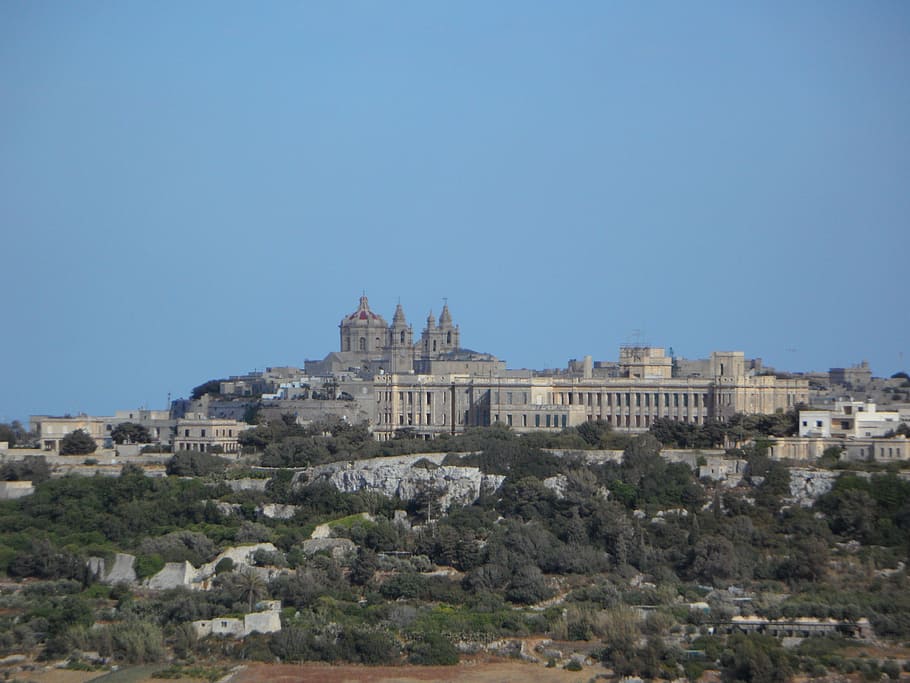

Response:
(446, 331), (452, 345)
(400, 330), (406, 343)
(432, 340), (437, 352)
(359, 337), (366, 351)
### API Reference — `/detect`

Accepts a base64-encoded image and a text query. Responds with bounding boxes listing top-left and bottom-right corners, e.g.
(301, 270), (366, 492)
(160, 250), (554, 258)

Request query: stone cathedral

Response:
(307, 295), (496, 377)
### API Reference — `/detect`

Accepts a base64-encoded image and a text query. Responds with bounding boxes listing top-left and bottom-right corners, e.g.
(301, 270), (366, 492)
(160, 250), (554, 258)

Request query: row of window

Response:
(378, 413), (448, 426)
(182, 428), (235, 438)
(490, 413), (705, 429)
(378, 391), (449, 404)
(490, 391), (712, 408)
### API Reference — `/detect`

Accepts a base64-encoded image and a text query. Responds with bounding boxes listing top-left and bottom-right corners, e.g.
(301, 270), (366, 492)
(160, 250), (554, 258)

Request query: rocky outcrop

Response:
(301, 538), (356, 559)
(258, 503), (299, 519)
(787, 468), (839, 506)
(295, 454), (504, 510)
(311, 513), (373, 539)
(224, 478), (270, 492)
(147, 560), (196, 590)
(197, 542), (278, 579)
(542, 475), (568, 498)
(145, 543), (278, 590)
(87, 552), (137, 585)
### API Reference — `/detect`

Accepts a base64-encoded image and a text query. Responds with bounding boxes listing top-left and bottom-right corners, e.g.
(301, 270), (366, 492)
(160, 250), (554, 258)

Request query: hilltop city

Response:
(13, 295), (910, 461)
(1, 296), (909, 681)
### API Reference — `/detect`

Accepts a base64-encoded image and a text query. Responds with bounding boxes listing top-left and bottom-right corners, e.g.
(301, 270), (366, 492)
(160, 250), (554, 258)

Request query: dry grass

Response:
(230, 659), (608, 683)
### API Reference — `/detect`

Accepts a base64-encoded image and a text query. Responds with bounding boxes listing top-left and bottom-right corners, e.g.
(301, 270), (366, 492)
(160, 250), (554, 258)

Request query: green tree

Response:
(111, 422), (152, 444)
(166, 450), (228, 476)
(0, 455), (50, 483)
(350, 547), (379, 586)
(576, 419), (618, 448)
(0, 421), (22, 446)
(60, 429), (97, 455)
(215, 557), (235, 575)
(721, 633), (792, 683)
(688, 535), (737, 584)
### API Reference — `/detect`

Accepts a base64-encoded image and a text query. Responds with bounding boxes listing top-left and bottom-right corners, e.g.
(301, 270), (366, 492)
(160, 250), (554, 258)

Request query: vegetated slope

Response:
(0, 419), (908, 681)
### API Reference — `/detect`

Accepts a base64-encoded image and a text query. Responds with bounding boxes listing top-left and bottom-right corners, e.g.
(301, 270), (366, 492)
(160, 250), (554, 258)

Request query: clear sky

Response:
(1, 2), (908, 423)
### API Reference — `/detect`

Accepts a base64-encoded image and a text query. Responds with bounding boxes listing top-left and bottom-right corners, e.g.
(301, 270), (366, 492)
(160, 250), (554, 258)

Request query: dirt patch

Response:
(7, 665), (212, 683)
(6, 670), (107, 683)
(231, 660), (608, 683)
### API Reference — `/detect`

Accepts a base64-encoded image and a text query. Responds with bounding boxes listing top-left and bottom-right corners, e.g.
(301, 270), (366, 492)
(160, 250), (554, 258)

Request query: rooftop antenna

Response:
(630, 329), (648, 347)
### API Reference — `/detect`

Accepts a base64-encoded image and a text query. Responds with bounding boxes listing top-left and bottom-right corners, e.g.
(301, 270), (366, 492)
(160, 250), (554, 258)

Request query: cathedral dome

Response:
(339, 295), (388, 356)
(343, 295), (387, 327)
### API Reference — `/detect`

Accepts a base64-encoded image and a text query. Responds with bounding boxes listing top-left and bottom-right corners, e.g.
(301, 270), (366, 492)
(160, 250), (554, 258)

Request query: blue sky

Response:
(1, 2), (908, 422)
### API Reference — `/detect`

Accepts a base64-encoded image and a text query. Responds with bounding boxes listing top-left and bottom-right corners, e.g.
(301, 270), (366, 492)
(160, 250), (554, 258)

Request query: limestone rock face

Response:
(295, 454), (504, 511)
(787, 468), (839, 506)
(543, 474), (568, 498)
(145, 543), (279, 590)
(301, 538), (356, 559)
(87, 552), (137, 585)
(258, 503), (299, 519)
(147, 560), (196, 590)
(224, 478), (269, 492)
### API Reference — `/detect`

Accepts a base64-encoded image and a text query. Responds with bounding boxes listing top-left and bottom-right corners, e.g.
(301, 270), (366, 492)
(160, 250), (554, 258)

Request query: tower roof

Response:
(392, 303), (407, 325)
(439, 303), (453, 326)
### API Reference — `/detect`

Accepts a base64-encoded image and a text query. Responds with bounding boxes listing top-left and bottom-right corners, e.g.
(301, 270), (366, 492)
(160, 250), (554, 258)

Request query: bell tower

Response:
(386, 302), (415, 373)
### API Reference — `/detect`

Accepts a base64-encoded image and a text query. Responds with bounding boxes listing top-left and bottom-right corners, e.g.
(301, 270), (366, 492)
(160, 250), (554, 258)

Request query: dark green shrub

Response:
(215, 557), (235, 574)
(408, 632), (459, 665)
(134, 554), (165, 580)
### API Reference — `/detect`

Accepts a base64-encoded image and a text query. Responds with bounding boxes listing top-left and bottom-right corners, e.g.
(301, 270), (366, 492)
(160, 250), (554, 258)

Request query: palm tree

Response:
(237, 566), (267, 613)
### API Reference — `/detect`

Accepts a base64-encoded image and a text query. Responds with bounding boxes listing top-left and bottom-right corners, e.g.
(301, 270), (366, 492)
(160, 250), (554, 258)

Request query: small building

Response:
(173, 415), (246, 454)
(31, 415), (112, 453)
(803, 400), (903, 439)
(698, 456), (747, 483)
(769, 435), (909, 462)
(112, 409), (175, 446)
(0, 481), (35, 500)
(829, 362), (872, 389)
(191, 601), (282, 639)
(726, 616), (872, 639)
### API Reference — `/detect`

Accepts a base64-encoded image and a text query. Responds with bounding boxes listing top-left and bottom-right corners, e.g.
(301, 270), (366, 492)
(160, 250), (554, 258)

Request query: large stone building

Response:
(372, 350), (809, 440)
(186, 296), (813, 441)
